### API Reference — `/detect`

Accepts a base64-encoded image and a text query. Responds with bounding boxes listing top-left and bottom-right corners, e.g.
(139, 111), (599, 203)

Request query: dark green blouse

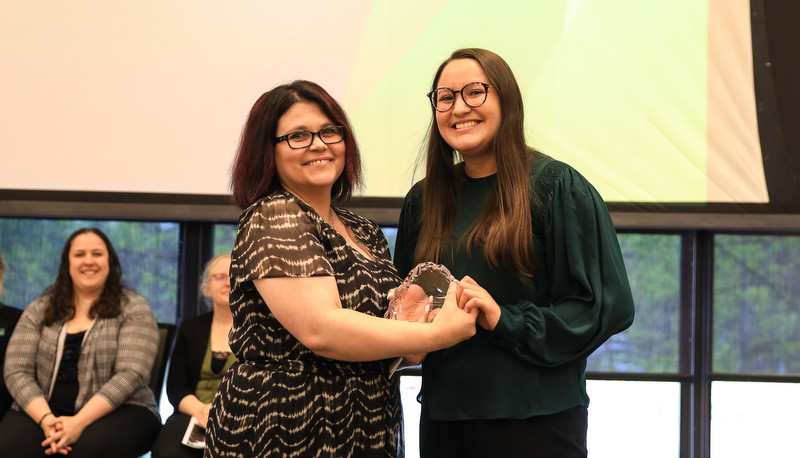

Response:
(394, 153), (635, 420)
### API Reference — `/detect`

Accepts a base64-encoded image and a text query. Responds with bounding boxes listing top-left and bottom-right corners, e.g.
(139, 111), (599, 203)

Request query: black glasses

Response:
(427, 82), (494, 112)
(275, 125), (345, 149)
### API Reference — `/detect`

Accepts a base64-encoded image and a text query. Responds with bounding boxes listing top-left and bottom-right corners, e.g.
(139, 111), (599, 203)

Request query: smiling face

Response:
(68, 232), (110, 295)
(435, 58), (502, 167)
(274, 101), (346, 203)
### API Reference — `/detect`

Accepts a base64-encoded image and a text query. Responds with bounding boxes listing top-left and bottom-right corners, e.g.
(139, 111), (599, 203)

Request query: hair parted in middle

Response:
(415, 48), (536, 278)
(43, 227), (126, 325)
(229, 80), (363, 210)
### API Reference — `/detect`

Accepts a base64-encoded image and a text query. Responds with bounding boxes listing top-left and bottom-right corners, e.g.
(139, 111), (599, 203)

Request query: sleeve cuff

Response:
(488, 304), (524, 348)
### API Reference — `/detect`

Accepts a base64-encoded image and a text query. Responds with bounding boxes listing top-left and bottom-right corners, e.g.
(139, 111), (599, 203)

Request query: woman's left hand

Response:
(457, 276), (501, 331)
(40, 417), (71, 455)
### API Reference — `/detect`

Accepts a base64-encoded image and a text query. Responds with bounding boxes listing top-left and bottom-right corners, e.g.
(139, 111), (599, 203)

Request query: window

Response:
(710, 381), (800, 457)
(713, 234), (800, 374)
(588, 233), (682, 373)
(213, 223), (237, 256)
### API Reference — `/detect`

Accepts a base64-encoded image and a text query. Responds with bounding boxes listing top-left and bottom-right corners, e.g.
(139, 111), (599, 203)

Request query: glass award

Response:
(385, 262), (457, 321)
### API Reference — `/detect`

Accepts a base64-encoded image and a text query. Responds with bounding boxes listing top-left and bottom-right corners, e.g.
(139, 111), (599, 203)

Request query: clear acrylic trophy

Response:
(385, 262), (457, 321)
(385, 262), (456, 376)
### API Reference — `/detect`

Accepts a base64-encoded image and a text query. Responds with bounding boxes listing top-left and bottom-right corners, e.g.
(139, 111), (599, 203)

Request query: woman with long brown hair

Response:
(394, 48), (636, 457)
(0, 227), (161, 457)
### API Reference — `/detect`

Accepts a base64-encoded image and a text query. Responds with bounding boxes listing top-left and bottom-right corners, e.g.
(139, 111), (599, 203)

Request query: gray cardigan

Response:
(3, 290), (160, 419)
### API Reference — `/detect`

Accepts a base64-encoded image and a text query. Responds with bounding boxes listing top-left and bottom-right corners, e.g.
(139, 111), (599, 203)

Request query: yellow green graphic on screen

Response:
(0, 1), (767, 203)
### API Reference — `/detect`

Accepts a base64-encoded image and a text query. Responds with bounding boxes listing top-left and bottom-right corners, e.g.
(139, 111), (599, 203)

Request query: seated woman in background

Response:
(151, 253), (235, 458)
(0, 227), (162, 458)
(0, 250), (23, 419)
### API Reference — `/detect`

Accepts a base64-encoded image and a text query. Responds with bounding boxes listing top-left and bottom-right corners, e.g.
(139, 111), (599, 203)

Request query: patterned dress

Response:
(205, 192), (403, 458)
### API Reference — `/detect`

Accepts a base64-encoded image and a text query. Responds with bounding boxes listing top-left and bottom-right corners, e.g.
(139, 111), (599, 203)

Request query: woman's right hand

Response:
(429, 282), (477, 347)
(194, 403), (212, 429)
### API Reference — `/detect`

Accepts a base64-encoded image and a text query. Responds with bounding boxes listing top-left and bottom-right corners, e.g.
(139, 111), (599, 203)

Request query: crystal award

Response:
(385, 262), (457, 321)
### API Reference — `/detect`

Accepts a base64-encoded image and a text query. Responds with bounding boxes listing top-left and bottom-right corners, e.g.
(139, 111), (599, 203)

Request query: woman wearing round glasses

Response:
(204, 80), (477, 457)
(394, 48), (635, 457)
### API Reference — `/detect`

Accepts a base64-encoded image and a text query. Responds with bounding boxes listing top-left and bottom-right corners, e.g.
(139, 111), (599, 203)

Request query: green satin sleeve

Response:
(488, 161), (635, 366)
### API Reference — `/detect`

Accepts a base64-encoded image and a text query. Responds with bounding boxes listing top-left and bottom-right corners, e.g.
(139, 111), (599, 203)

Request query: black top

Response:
(50, 331), (85, 415)
(0, 302), (23, 415)
(165, 312), (214, 409)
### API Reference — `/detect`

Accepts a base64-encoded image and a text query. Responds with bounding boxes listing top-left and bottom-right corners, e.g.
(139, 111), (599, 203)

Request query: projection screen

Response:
(0, 0), (767, 205)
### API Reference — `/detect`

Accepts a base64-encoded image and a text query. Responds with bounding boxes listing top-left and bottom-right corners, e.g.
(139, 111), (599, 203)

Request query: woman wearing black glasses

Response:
(204, 80), (477, 457)
(394, 48), (636, 457)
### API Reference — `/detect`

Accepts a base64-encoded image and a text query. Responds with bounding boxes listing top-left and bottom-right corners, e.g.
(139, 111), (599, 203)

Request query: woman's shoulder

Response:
(335, 206), (375, 227)
(530, 152), (590, 194)
(22, 295), (49, 316)
(121, 289), (148, 306)
(240, 192), (316, 225)
(398, 179), (425, 213)
(335, 207), (383, 240)
(118, 290), (157, 323)
(244, 191), (303, 212)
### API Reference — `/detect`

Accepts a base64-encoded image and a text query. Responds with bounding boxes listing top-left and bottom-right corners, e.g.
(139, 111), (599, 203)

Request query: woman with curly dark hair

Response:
(0, 227), (161, 457)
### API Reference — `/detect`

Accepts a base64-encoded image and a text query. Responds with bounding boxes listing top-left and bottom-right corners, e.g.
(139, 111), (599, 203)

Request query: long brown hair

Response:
(415, 48), (535, 278)
(43, 228), (126, 325)
(230, 80), (362, 209)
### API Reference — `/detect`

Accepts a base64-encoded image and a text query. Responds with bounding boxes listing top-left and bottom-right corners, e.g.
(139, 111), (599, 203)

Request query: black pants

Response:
(420, 404), (588, 458)
(151, 412), (204, 458)
(0, 404), (161, 458)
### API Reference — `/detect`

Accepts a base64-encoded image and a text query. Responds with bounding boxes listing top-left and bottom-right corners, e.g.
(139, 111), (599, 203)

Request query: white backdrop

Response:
(0, 0), (766, 204)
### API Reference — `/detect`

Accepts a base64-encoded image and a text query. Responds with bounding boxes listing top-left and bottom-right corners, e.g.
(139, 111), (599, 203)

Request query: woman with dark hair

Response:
(394, 48), (636, 457)
(206, 80), (477, 457)
(0, 228), (161, 457)
(151, 253), (235, 458)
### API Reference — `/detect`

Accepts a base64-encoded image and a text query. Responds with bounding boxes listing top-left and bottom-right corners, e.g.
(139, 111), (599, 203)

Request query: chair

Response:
(150, 323), (177, 405)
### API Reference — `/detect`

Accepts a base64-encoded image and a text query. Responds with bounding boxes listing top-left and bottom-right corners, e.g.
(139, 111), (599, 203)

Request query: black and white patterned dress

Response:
(205, 192), (403, 458)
